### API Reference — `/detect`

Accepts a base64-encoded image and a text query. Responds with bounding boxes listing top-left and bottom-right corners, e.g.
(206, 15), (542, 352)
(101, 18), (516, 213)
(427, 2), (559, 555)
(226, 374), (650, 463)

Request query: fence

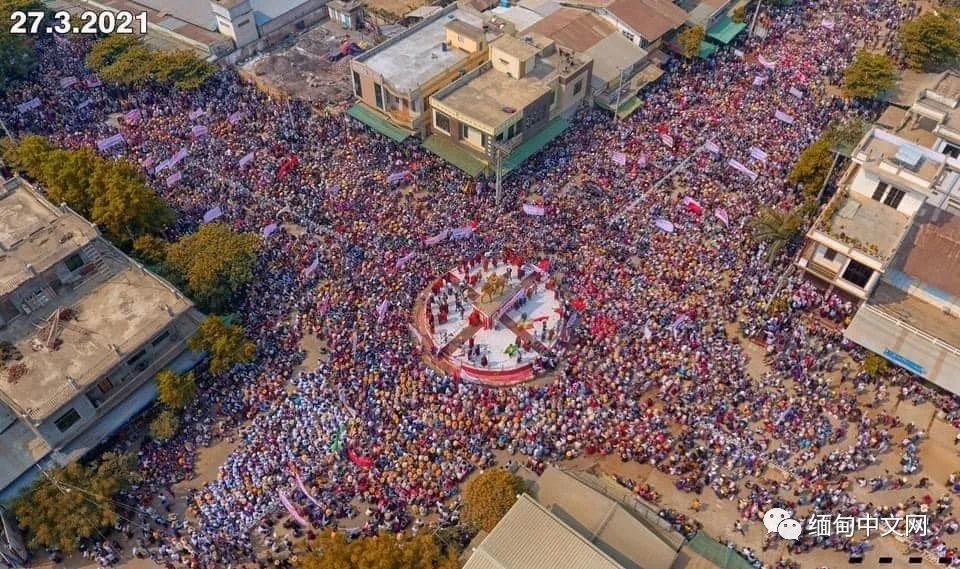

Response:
(686, 531), (757, 569)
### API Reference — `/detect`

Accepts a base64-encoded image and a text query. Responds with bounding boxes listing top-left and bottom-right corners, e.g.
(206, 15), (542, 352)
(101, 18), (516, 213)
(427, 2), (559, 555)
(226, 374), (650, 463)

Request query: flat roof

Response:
(358, 9), (488, 94)
(585, 32), (647, 84)
(891, 204), (960, 297)
(856, 129), (944, 184)
(463, 494), (625, 569)
(866, 282), (960, 357)
(0, 181), (98, 297)
(818, 191), (911, 262)
(446, 19), (484, 40)
(0, 249), (193, 421)
(492, 34), (542, 60)
(435, 64), (552, 130)
(490, 6), (544, 32)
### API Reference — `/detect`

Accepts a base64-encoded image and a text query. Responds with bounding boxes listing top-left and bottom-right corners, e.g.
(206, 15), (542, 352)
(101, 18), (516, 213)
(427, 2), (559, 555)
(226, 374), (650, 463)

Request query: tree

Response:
(461, 468), (525, 532)
(99, 44), (157, 86)
(188, 315), (256, 374)
(14, 460), (129, 552)
(41, 148), (99, 216)
(153, 50), (218, 90)
(89, 160), (174, 241)
(165, 224), (259, 311)
(823, 117), (869, 152)
(864, 353), (889, 378)
(900, 12), (960, 71)
(150, 409), (180, 441)
(132, 234), (169, 265)
(677, 26), (705, 59)
(0, 1), (44, 93)
(298, 531), (459, 569)
(85, 34), (139, 71)
(750, 207), (804, 265)
(731, 5), (747, 23)
(156, 369), (197, 409)
(788, 138), (834, 196)
(842, 50), (898, 99)
(88, 35), (216, 90)
(3, 134), (54, 174)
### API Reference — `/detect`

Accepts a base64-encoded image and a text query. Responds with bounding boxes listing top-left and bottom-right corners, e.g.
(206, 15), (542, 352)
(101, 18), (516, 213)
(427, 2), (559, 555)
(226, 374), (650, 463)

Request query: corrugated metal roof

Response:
(464, 495), (626, 569)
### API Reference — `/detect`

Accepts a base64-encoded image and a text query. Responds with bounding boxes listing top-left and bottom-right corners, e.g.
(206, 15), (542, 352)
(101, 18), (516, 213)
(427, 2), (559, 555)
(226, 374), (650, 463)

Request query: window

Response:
(98, 378), (114, 394)
(622, 30), (635, 42)
(871, 182), (888, 201)
(461, 123), (469, 139)
(573, 80), (583, 95)
(842, 259), (873, 289)
(237, 19), (250, 27)
(151, 330), (171, 347)
(64, 253), (84, 272)
(883, 187), (905, 209)
(54, 408), (81, 433)
(374, 84), (384, 109)
(127, 349), (147, 366)
(434, 112), (451, 134)
(945, 144), (960, 159)
(353, 72), (362, 97)
(824, 248), (837, 262)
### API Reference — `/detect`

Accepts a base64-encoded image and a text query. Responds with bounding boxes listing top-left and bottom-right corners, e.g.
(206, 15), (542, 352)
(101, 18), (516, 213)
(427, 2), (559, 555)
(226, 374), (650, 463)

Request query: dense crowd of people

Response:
(4, 0), (960, 567)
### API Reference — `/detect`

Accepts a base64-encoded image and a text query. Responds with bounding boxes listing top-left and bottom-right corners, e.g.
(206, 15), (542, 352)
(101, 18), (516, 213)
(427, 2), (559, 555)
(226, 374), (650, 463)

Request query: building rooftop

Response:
(527, 7), (615, 52)
(0, 181), (99, 297)
(446, 18), (485, 40)
(585, 32), (647, 86)
(856, 128), (947, 188)
(463, 494), (626, 569)
(490, 6), (544, 32)
(867, 281), (960, 351)
(817, 190), (912, 262)
(606, 0), (687, 42)
(492, 33), (543, 61)
(890, 204), (960, 298)
(518, 0), (563, 16)
(356, 8), (489, 94)
(433, 61), (553, 130)
(0, 247), (193, 421)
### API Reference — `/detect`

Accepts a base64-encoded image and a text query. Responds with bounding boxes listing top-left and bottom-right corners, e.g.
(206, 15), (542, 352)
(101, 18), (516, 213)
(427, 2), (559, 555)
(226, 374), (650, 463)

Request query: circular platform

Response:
(412, 253), (565, 386)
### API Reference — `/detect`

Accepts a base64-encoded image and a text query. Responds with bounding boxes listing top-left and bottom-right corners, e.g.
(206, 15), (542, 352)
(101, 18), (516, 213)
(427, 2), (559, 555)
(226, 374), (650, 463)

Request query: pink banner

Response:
(715, 208), (730, 227)
(289, 464), (324, 509)
(522, 203), (545, 216)
(661, 133), (674, 148)
(96, 133), (125, 151)
(238, 151), (255, 167)
(728, 159), (758, 181)
(84, 75), (102, 88)
(610, 151), (627, 166)
(228, 111), (245, 124)
(191, 125), (208, 138)
(170, 148), (189, 167)
(165, 171), (182, 187)
(758, 55), (777, 69)
(124, 109), (141, 124)
(278, 492), (309, 526)
(424, 230), (448, 246)
(376, 299), (389, 324)
(704, 140), (720, 154)
(59, 76), (78, 88)
(188, 108), (205, 120)
(395, 252), (416, 269)
(774, 110), (795, 125)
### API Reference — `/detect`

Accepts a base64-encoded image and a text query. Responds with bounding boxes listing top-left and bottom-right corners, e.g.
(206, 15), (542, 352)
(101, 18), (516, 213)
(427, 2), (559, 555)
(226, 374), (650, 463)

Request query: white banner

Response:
(16, 97), (41, 113)
(758, 54), (777, 69)
(611, 151), (627, 166)
(788, 86), (804, 99)
(165, 171), (182, 187)
(59, 76), (78, 88)
(96, 133), (125, 151)
(749, 147), (768, 162)
(728, 159), (758, 181)
(522, 203), (545, 216)
(424, 230), (448, 246)
(661, 133), (675, 148)
(704, 140), (721, 154)
(774, 110), (795, 125)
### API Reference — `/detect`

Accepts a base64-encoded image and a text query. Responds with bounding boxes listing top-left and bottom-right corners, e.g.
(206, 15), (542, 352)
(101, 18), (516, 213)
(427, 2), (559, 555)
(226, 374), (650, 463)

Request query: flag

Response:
(758, 54), (777, 69)
(165, 171), (182, 187)
(188, 108), (205, 120)
(59, 76), (78, 88)
(191, 125), (208, 138)
(788, 86), (804, 99)
(228, 110), (245, 124)
(303, 255), (319, 277)
(682, 196), (703, 215)
(774, 110), (795, 125)
(715, 208), (730, 227)
(96, 133), (125, 151)
(728, 159), (758, 181)
(348, 448), (374, 469)
(278, 492), (309, 526)
(425, 230), (448, 246)
(395, 252), (416, 269)
(654, 218), (675, 233)
(704, 140), (721, 154)
(123, 109), (141, 124)
(238, 151), (255, 167)
(376, 300), (389, 324)
(522, 203), (545, 216)
(750, 147), (768, 162)
(262, 223), (278, 237)
(611, 151), (627, 166)
(661, 133), (674, 147)
(387, 170), (410, 184)
(330, 427), (345, 452)
(821, 18), (835, 30)
(202, 205), (223, 223)
(16, 97), (41, 113)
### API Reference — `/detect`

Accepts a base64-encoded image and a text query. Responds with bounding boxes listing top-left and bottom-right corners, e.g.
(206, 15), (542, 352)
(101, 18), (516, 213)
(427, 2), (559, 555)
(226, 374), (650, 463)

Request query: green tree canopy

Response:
(87, 35), (216, 90)
(461, 468), (525, 532)
(156, 369), (197, 409)
(132, 234), (170, 265)
(677, 26), (705, 58)
(14, 458), (130, 552)
(750, 206), (804, 265)
(842, 50), (898, 99)
(150, 409), (180, 441)
(188, 315), (257, 374)
(3, 136), (172, 244)
(165, 224), (259, 311)
(298, 531), (459, 569)
(900, 12), (960, 71)
(787, 138), (834, 196)
(0, 1), (44, 93)
(863, 353), (889, 378)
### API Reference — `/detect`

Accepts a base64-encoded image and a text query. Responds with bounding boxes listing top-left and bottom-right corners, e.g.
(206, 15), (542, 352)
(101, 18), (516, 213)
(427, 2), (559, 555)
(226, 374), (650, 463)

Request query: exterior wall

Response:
(446, 28), (483, 53)
(555, 63), (591, 118)
(521, 90), (554, 136)
(490, 45), (523, 78)
(259, 0), (328, 36)
(849, 169), (925, 216)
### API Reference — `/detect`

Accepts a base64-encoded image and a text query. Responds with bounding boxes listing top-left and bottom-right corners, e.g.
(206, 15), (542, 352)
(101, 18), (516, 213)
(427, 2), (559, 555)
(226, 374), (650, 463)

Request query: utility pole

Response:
(612, 67), (625, 122)
(750, 0), (764, 37)
(495, 144), (503, 208)
(815, 151), (841, 203)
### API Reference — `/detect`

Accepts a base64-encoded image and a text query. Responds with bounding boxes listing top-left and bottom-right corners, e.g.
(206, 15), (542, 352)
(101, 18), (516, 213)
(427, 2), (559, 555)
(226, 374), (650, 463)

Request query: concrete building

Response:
(0, 178), (203, 501)
(327, 0), (365, 30)
(798, 72), (960, 394)
(462, 467), (686, 569)
(348, 4), (504, 141)
(424, 32), (591, 176)
(560, 0), (688, 50)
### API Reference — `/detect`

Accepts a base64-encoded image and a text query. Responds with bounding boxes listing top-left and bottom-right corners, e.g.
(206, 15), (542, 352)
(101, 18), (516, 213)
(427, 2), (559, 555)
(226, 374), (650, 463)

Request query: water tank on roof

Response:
(500, 0), (509, 7)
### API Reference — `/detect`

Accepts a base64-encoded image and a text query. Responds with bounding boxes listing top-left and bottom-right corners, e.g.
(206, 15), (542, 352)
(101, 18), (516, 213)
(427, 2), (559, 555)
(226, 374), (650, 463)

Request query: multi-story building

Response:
(798, 72), (960, 394)
(424, 33), (592, 176)
(0, 178), (203, 501)
(348, 4), (502, 141)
